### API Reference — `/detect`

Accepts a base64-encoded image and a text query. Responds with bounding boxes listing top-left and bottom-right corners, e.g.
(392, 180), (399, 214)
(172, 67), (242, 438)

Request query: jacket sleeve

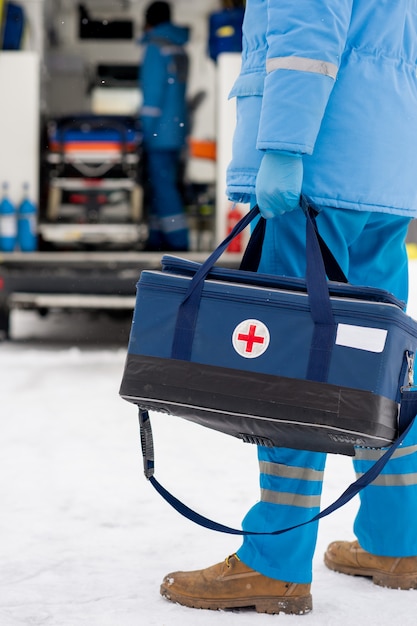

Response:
(257, 0), (354, 154)
(141, 44), (166, 142)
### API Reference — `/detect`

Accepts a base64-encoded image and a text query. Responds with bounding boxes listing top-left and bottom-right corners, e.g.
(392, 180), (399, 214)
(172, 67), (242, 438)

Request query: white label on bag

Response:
(336, 323), (387, 353)
(232, 319), (270, 358)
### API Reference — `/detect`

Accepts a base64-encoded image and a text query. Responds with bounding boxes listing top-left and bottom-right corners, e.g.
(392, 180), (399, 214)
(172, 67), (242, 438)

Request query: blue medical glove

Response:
(255, 151), (303, 219)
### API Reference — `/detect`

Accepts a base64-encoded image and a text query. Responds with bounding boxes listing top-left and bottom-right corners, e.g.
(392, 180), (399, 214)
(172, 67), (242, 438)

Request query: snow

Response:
(2, 262), (417, 626)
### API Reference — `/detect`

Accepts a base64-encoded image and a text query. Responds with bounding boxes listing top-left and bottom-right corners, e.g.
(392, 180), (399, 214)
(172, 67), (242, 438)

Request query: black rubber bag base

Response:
(120, 354), (398, 456)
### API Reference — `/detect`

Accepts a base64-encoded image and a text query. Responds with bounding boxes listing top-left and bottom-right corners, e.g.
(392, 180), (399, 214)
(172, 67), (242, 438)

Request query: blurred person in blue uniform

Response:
(160, 0), (417, 615)
(140, 1), (189, 251)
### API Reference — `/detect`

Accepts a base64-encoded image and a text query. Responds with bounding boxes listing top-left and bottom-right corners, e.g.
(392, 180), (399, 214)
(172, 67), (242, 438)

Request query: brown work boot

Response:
(160, 553), (312, 614)
(324, 540), (417, 590)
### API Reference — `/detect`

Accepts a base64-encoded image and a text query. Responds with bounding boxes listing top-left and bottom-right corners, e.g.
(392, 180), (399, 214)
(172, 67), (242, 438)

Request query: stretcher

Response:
(42, 114), (145, 249)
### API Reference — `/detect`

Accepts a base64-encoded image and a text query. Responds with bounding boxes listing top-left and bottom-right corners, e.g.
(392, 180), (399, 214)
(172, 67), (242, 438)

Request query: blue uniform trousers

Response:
(146, 149), (189, 250)
(237, 205), (417, 583)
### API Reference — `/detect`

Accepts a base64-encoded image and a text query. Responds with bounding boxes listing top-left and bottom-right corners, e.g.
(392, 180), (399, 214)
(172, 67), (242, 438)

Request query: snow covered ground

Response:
(2, 262), (417, 626)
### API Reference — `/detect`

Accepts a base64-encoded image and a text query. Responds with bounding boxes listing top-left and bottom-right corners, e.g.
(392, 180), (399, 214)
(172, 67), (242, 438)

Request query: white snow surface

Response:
(2, 262), (417, 626)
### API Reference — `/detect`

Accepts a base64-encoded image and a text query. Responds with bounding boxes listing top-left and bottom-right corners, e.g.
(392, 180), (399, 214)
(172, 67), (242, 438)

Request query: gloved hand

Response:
(255, 151), (303, 219)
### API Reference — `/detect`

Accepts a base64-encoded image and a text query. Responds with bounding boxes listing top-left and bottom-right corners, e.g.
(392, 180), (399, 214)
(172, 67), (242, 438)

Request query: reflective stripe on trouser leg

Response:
(148, 213), (188, 249)
(237, 447), (326, 583)
(147, 214), (163, 248)
(353, 420), (417, 556)
(159, 212), (188, 233)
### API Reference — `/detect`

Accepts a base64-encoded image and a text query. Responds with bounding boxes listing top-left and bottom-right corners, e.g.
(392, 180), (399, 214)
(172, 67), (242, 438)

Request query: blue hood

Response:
(140, 22), (189, 46)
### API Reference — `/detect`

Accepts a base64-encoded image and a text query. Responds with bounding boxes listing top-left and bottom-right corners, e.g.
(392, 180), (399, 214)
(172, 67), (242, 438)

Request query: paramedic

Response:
(160, 1), (417, 615)
(140, 1), (190, 251)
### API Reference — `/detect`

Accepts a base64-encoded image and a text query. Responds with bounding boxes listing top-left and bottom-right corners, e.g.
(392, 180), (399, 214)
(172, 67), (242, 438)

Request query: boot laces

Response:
(225, 553), (240, 568)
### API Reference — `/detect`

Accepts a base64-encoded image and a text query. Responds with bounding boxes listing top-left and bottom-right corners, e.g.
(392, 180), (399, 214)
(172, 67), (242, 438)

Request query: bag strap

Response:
(171, 204), (259, 361)
(303, 199), (337, 382)
(139, 397), (417, 535)
(240, 198), (348, 284)
(239, 215), (266, 272)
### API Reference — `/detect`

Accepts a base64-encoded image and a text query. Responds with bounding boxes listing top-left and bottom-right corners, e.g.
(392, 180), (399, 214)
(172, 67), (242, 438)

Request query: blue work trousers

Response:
(146, 149), (189, 250)
(237, 205), (417, 583)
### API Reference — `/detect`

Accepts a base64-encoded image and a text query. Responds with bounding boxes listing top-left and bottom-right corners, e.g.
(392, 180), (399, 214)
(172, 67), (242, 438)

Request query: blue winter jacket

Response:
(140, 22), (189, 150)
(227, 0), (417, 217)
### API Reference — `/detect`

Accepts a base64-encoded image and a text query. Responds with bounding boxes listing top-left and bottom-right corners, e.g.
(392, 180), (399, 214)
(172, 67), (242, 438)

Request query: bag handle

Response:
(172, 196), (340, 383)
(240, 197), (348, 284)
(171, 204), (260, 361)
(303, 197), (337, 381)
(239, 214), (266, 272)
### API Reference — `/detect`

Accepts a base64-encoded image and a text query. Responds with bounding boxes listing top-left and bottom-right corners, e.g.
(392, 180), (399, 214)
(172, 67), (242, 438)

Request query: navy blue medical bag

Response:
(120, 199), (417, 457)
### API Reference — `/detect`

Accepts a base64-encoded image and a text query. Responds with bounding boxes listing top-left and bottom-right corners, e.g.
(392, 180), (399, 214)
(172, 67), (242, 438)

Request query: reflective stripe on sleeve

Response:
(161, 44), (185, 56)
(266, 56), (338, 79)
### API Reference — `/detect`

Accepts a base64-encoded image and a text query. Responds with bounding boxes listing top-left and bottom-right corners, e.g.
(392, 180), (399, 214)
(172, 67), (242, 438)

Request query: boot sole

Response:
(160, 586), (313, 615)
(324, 553), (417, 590)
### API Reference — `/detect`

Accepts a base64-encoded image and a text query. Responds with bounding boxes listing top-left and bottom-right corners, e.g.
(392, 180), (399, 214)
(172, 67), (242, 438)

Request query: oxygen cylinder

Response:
(17, 183), (37, 252)
(0, 183), (17, 252)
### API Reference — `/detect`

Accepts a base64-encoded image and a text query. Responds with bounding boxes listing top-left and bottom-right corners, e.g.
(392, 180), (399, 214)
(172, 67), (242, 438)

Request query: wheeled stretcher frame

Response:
(42, 115), (145, 249)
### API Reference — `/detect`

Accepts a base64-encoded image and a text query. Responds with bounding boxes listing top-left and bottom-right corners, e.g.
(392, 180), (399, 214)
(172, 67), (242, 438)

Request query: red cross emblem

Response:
(232, 319), (270, 359)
